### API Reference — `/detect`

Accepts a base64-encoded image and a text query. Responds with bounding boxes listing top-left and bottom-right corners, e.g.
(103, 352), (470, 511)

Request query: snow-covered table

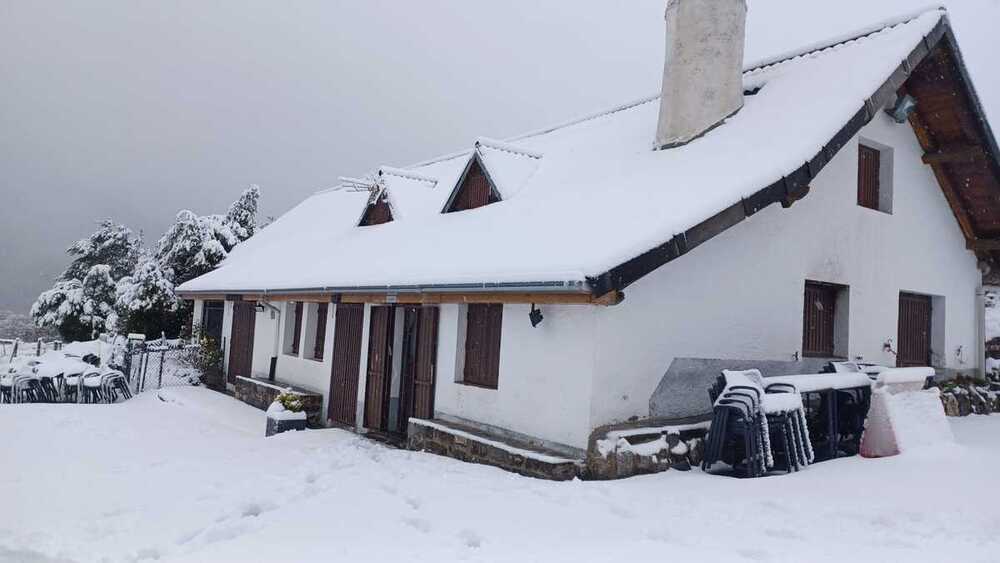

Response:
(765, 373), (873, 461)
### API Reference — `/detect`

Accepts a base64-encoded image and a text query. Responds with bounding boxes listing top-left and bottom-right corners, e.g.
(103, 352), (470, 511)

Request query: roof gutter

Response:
(177, 279), (591, 298)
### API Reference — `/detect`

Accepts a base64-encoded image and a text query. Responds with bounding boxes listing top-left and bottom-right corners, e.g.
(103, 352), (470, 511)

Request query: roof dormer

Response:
(442, 138), (542, 213)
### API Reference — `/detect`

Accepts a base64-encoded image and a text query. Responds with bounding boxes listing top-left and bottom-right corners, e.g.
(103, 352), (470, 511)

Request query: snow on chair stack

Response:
(703, 369), (813, 477)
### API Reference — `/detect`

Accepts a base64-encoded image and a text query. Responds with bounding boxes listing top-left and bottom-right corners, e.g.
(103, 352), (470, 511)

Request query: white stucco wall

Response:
(589, 113), (982, 429)
(266, 301), (336, 416)
(432, 303), (599, 449)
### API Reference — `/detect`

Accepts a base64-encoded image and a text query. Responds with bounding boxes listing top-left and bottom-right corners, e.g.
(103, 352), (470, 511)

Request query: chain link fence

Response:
(123, 341), (203, 393)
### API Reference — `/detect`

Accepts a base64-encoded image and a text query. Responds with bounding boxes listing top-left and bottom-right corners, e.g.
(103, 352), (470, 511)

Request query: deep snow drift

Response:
(1, 387), (998, 563)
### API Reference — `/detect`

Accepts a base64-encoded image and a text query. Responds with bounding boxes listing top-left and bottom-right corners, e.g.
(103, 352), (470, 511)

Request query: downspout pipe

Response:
(259, 300), (281, 381)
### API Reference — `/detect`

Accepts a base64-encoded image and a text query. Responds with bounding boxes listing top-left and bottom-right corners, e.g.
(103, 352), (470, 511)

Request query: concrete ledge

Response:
(407, 418), (583, 481)
(234, 376), (323, 427)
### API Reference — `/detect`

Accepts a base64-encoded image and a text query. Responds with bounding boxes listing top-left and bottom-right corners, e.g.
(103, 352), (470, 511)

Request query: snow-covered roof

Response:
(179, 9), (956, 296)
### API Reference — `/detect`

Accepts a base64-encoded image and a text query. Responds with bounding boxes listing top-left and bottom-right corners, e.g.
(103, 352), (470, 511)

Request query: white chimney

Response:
(654, 0), (747, 149)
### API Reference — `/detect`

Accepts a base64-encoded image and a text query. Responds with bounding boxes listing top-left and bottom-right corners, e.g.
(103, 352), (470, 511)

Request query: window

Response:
(802, 281), (849, 358)
(857, 141), (893, 213)
(283, 301), (304, 356)
(461, 304), (503, 388)
(200, 300), (224, 346)
(313, 303), (328, 361)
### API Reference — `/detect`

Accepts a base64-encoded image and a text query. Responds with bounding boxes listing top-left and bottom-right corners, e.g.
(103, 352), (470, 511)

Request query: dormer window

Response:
(359, 194), (393, 226)
(444, 156), (501, 213)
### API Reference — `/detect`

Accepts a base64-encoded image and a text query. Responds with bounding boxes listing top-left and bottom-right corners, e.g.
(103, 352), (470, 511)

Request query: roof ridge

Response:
(745, 5), (946, 73)
(475, 137), (543, 160)
(317, 6), (947, 194)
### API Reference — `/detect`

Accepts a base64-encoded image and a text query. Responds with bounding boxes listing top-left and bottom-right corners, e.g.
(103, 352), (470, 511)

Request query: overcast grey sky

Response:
(1, 0), (998, 312)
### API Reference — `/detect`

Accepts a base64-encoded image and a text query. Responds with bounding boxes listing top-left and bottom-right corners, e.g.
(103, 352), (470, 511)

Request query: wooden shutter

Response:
(858, 144), (881, 210)
(463, 303), (502, 388)
(364, 306), (395, 430)
(898, 293), (932, 367)
(802, 282), (837, 358)
(291, 302), (303, 355)
(360, 196), (393, 226)
(328, 303), (364, 426)
(227, 301), (256, 383)
(412, 307), (439, 419)
(447, 158), (499, 212)
(313, 303), (328, 360)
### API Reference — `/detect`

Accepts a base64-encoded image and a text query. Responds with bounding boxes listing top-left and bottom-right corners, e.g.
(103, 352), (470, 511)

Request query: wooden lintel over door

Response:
(227, 301), (256, 383)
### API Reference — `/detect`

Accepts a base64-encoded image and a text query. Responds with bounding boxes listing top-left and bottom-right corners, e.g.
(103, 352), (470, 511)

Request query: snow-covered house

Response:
(178, 5), (1000, 470)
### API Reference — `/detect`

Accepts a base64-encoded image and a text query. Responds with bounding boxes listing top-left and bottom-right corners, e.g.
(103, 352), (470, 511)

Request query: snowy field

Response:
(2, 388), (998, 563)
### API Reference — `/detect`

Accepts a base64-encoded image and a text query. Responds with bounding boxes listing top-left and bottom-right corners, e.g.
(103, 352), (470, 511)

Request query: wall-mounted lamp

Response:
(254, 303), (266, 313)
(529, 303), (544, 328)
(886, 94), (917, 124)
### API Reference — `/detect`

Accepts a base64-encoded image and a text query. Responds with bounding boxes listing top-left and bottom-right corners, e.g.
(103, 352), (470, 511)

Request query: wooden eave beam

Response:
(966, 239), (1000, 252)
(921, 145), (985, 165)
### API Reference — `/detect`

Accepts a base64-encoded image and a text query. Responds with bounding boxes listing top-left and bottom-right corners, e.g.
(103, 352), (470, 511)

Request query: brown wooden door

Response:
(327, 303), (364, 426)
(802, 283), (837, 358)
(227, 301), (256, 383)
(898, 293), (932, 367)
(397, 306), (440, 430)
(363, 305), (395, 431)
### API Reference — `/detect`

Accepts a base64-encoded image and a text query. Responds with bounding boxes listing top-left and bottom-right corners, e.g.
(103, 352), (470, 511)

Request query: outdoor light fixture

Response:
(886, 94), (917, 124)
(529, 303), (544, 328)
(254, 303), (265, 313)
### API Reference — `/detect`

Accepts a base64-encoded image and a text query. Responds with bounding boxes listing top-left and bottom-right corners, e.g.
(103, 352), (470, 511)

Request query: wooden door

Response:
(898, 293), (932, 367)
(227, 301), (256, 383)
(802, 283), (837, 358)
(327, 303), (364, 426)
(363, 306), (395, 431)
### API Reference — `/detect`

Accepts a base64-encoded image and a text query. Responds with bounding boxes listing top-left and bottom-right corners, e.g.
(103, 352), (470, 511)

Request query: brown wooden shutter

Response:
(462, 303), (502, 388)
(313, 303), (328, 360)
(328, 303), (364, 426)
(360, 196), (393, 226)
(802, 282), (837, 358)
(364, 305), (395, 430)
(291, 302), (303, 355)
(858, 144), (881, 210)
(447, 159), (499, 212)
(898, 293), (932, 367)
(412, 307), (439, 419)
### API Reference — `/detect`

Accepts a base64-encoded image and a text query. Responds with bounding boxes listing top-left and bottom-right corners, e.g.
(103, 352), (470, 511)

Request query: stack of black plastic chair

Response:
(703, 381), (769, 478)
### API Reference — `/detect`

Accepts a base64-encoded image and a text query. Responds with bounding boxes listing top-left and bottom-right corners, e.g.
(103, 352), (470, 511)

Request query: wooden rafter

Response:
(921, 145), (985, 165)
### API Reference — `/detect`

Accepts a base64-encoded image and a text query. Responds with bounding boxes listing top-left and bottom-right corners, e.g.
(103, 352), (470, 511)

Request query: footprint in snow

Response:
(458, 529), (483, 549)
(404, 496), (422, 510)
(401, 517), (432, 534)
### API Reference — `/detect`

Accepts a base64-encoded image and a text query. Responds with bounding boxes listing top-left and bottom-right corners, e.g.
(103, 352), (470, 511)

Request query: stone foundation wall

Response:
(234, 377), (324, 427)
(407, 421), (581, 481)
(584, 422), (708, 480)
(937, 381), (1000, 416)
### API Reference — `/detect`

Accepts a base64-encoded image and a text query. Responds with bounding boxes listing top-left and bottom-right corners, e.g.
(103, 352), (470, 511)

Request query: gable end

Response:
(442, 153), (502, 213)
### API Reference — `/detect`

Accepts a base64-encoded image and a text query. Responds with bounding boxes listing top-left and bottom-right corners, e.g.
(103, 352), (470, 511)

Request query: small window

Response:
(461, 303), (503, 388)
(313, 303), (328, 361)
(857, 141), (893, 213)
(802, 281), (849, 358)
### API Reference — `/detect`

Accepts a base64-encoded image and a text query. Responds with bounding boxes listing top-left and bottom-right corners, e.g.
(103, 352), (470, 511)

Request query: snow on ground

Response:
(1, 388), (998, 563)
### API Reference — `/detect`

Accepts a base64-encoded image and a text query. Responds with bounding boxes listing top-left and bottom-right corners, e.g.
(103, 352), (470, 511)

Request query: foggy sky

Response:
(2, 0), (998, 312)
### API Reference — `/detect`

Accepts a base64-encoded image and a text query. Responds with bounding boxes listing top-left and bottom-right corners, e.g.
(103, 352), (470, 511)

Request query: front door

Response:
(328, 303), (364, 426)
(897, 293), (932, 367)
(227, 301), (256, 383)
(363, 305), (395, 431)
(406, 306), (439, 421)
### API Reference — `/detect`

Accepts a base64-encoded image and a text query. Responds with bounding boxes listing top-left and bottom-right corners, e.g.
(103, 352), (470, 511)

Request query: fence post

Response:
(158, 350), (165, 389)
(12, 339), (19, 359)
(36, 340), (42, 356)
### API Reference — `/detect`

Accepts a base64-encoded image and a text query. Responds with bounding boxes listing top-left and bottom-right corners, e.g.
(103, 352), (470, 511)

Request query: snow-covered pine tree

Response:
(116, 251), (181, 337)
(80, 264), (119, 336)
(224, 184), (260, 243)
(32, 220), (141, 341)
(156, 210), (234, 286)
(61, 220), (141, 282)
